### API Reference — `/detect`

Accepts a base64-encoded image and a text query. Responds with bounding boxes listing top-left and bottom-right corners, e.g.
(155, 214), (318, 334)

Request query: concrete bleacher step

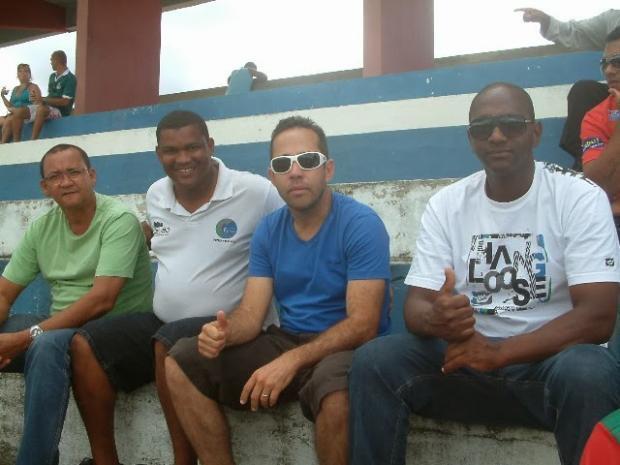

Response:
(0, 373), (559, 465)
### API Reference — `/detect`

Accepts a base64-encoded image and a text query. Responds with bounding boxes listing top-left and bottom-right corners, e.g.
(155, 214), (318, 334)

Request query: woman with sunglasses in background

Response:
(0, 63), (41, 144)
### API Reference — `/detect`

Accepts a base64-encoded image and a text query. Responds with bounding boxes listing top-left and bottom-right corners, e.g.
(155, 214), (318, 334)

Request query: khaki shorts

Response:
(169, 324), (352, 420)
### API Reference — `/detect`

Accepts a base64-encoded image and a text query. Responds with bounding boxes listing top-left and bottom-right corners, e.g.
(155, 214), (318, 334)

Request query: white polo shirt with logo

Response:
(147, 157), (284, 323)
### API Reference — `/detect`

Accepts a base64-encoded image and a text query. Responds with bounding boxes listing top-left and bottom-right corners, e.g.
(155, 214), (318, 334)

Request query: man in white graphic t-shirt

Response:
(349, 82), (620, 465)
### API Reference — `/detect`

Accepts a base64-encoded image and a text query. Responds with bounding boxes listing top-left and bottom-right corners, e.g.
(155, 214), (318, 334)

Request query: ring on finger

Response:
(261, 393), (270, 398)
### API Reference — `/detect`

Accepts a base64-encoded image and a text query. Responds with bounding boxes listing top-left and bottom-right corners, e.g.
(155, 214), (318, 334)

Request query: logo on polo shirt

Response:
(152, 218), (170, 237)
(216, 219), (238, 239)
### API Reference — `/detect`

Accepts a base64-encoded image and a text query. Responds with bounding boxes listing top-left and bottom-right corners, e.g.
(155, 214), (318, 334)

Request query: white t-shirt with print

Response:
(147, 157), (284, 323)
(405, 162), (620, 338)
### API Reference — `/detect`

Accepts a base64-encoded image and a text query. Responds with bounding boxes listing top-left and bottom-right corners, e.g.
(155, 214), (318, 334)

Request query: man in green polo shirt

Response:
(11, 50), (77, 142)
(0, 143), (153, 465)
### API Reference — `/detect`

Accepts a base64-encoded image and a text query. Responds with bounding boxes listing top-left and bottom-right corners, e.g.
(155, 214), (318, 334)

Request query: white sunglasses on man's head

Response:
(270, 151), (327, 174)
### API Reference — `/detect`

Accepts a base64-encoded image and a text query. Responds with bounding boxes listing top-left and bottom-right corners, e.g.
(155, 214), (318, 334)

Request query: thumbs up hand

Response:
(198, 311), (230, 358)
(428, 268), (475, 342)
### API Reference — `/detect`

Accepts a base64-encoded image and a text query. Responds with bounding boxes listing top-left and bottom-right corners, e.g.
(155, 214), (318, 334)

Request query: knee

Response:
(70, 333), (94, 363)
(35, 106), (49, 120)
(11, 108), (26, 119)
(165, 355), (186, 394)
(26, 330), (75, 366)
(550, 345), (617, 391)
(351, 334), (413, 383)
(154, 339), (168, 360)
(318, 390), (348, 427)
(352, 338), (388, 376)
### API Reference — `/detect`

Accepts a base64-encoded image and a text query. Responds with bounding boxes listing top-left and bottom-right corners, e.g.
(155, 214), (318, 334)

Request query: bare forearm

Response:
(404, 297), (435, 336)
(225, 305), (268, 347)
(38, 291), (119, 331)
(42, 96), (70, 108)
(0, 300), (10, 326)
(495, 308), (614, 367)
(286, 317), (377, 371)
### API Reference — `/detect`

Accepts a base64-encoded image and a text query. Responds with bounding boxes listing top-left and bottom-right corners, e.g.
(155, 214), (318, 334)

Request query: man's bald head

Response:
(469, 82), (535, 122)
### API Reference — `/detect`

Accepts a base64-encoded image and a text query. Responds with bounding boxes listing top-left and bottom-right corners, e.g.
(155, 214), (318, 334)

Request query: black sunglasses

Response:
(600, 54), (620, 72)
(468, 116), (535, 141)
(270, 151), (327, 174)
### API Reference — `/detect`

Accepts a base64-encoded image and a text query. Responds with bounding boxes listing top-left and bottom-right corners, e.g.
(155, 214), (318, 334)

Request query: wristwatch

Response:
(29, 325), (43, 340)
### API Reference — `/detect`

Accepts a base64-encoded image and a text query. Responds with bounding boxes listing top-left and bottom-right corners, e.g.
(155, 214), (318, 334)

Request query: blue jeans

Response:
(349, 333), (620, 465)
(0, 314), (77, 465)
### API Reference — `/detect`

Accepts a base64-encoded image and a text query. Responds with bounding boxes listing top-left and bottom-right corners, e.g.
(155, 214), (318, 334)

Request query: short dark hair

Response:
(606, 26), (620, 44)
(244, 62), (257, 70)
(40, 144), (91, 178)
(270, 116), (329, 158)
(156, 110), (210, 144)
(469, 82), (536, 120)
(51, 50), (67, 65)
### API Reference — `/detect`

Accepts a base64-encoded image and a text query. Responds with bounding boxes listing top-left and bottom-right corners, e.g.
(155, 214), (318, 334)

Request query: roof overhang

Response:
(0, 0), (212, 48)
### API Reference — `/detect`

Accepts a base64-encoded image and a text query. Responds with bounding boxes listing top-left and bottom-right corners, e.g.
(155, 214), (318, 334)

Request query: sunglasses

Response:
(600, 54), (620, 72)
(467, 116), (534, 141)
(270, 151), (327, 174)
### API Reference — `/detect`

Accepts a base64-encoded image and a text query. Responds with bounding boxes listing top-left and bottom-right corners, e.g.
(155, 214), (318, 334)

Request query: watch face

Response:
(29, 325), (43, 339)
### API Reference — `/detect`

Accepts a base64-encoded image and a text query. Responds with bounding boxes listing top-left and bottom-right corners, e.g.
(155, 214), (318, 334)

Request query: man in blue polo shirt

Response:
(165, 115), (391, 465)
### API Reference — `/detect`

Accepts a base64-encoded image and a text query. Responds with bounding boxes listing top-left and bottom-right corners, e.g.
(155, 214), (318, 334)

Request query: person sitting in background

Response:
(0, 64), (41, 144)
(516, 8), (620, 170)
(580, 27), (620, 227)
(225, 61), (267, 95)
(10, 50), (77, 142)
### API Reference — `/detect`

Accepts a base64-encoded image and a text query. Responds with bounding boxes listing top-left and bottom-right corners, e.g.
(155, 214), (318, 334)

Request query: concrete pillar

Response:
(363, 0), (434, 77)
(75, 0), (161, 114)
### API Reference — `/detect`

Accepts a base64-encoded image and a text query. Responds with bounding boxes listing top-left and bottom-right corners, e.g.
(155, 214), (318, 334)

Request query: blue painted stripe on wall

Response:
(22, 52), (599, 140)
(2, 259), (412, 335)
(0, 118), (571, 201)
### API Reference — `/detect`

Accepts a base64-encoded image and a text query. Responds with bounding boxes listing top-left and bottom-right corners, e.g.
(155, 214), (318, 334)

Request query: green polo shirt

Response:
(47, 70), (77, 116)
(3, 194), (153, 315)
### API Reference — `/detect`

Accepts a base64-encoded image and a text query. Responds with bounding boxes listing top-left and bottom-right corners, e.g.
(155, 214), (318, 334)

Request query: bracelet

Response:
(609, 109), (620, 122)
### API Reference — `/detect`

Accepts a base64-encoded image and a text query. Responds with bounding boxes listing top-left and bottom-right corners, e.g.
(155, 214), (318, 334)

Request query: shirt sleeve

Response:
(61, 75), (77, 100)
(95, 212), (145, 278)
(404, 197), (453, 290)
(543, 10), (617, 50)
(2, 225), (40, 287)
(581, 106), (608, 165)
(563, 184), (620, 286)
(248, 217), (273, 278)
(344, 211), (391, 281)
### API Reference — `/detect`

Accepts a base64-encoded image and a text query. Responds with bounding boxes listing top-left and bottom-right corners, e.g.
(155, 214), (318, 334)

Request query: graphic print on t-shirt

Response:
(467, 233), (550, 315)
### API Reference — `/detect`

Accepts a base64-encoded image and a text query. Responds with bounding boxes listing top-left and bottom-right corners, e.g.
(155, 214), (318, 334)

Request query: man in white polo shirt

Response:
(69, 110), (283, 465)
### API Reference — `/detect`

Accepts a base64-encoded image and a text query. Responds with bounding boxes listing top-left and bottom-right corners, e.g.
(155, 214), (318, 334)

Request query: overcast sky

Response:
(0, 0), (617, 97)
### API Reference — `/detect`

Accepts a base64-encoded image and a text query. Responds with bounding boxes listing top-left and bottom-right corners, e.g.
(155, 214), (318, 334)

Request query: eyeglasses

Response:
(467, 116), (534, 141)
(600, 54), (620, 72)
(270, 151), (327, 174)
(43, 168), (88, 184)
(601, 54), (620, 71)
